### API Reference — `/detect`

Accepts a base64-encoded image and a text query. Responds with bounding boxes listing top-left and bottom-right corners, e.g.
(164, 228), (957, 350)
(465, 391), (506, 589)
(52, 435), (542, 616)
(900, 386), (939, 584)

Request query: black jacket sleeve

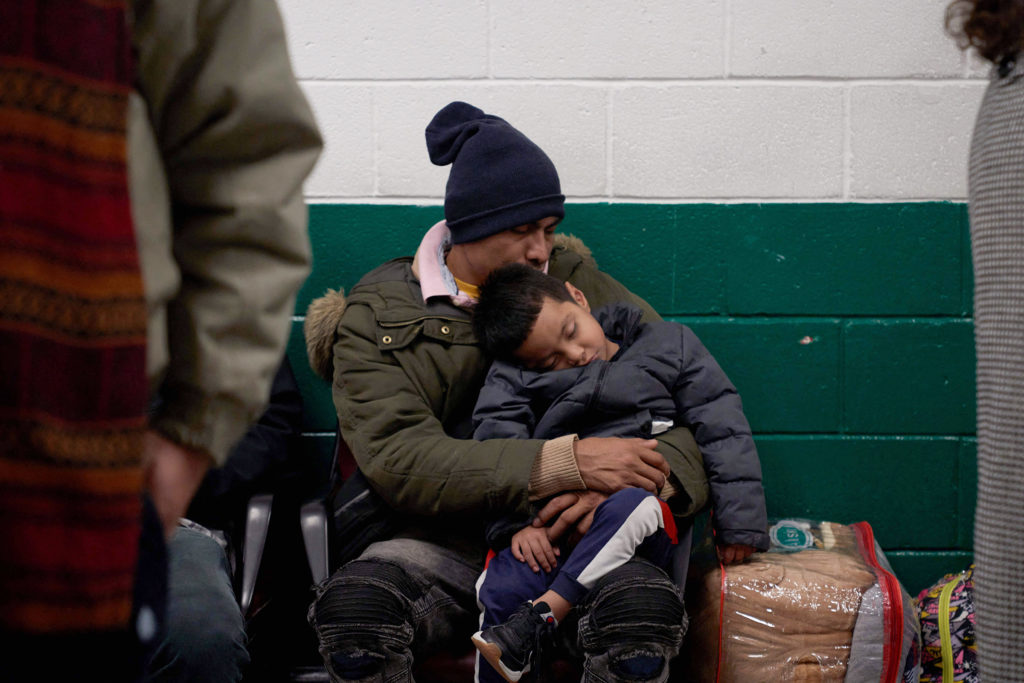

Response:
(186, 356), (305, 530)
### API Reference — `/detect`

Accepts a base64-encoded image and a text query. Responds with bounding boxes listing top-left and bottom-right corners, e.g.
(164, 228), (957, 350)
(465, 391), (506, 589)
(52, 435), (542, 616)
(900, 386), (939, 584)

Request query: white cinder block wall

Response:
(277, 0), (988, 204)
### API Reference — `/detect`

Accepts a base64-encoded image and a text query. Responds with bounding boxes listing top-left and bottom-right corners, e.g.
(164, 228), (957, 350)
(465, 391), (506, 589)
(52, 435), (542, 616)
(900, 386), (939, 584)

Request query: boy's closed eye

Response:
(510, 282), (619, 372)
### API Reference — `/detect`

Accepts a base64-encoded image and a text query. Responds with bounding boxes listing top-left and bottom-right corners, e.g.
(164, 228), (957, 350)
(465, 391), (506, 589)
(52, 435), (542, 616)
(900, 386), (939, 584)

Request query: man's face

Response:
(454, 216), (559, 284)
(515, 285), (619, 372)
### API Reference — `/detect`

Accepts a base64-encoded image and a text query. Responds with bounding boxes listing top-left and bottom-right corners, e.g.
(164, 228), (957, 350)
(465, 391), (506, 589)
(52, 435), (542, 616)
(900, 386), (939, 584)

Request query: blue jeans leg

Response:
(146, 526), (249, 683)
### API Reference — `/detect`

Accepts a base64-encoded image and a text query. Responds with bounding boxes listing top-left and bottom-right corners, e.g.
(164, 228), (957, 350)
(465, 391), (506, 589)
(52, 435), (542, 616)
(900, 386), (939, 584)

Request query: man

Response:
(0, 0), (321, 678)
(305, 101), (708, 682)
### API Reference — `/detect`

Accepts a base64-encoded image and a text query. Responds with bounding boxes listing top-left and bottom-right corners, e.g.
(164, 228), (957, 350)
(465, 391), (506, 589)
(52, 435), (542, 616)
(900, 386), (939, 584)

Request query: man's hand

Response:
(142, 430), (211, 540)
(532, 490), (609, 544)
(510, 525), (560, 573)
(575, 437), (669, 494)
(718, 543), (755, 565)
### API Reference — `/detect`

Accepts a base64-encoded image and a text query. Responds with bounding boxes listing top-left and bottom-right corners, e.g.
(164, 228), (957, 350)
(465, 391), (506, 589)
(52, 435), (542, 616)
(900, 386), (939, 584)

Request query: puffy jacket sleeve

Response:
(134, 0), (322, 464)
(333, 301), (545, 518)
(472, 362), (536, 440)
(557, 251), (708, 517)
(671, 324), (769, 550)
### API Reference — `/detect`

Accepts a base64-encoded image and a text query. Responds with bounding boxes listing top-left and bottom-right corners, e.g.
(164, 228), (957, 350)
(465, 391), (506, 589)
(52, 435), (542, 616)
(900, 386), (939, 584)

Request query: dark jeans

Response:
(309, 538), (687, 682)
(145, 526), (249, 682)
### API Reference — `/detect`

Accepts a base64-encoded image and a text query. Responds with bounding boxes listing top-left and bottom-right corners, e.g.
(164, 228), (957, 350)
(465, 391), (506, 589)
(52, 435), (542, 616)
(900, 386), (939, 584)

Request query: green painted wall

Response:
(289, 201), (976, 596)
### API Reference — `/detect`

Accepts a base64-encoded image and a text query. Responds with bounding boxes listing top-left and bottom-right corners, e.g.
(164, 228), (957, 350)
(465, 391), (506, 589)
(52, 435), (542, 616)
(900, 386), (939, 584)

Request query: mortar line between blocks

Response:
(606, 91), (614, 196)
(839, 318), (847, 435)
(371, 89), (380, 197)
(723, 0), (732, 78)
(843, 85), (852, 200)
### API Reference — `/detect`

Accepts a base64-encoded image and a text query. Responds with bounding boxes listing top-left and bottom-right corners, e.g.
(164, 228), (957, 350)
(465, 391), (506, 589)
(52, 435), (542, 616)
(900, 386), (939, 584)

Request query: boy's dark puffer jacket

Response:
(473, 302), (770, 551)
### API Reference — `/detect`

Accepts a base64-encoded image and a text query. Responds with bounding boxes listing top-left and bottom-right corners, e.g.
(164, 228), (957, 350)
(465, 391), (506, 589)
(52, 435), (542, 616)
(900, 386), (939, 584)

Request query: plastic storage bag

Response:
(682, 519), (921, 682)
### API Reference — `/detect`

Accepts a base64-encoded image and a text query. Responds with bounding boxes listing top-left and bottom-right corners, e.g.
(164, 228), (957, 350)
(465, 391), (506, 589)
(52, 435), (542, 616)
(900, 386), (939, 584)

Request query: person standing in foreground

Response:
(305, 101), (708, 682)
(948, 1), (1024, 680)
(0, 0), (322, 678)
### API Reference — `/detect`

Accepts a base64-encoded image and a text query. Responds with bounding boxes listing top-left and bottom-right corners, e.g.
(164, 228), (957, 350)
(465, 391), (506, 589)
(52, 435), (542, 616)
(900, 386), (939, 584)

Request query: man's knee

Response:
(588, 559), (685, 626)
(309, 560), (420, 679)
(583, 648), (672, 682)
(312, 560), (418, 629)
(578, 560), (687, 680)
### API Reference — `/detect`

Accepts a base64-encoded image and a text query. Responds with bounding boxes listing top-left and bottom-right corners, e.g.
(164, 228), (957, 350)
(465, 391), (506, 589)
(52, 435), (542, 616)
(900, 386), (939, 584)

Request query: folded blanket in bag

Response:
(682, 519), (921, 682)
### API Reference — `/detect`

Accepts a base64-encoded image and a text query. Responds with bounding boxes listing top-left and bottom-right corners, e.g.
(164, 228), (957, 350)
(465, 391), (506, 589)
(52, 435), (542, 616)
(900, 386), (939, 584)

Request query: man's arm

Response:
(653, 427), (709, 517)
(334, 302), (544, 517)
(133, 0), (322, 532)
(136, 0), (320, 464)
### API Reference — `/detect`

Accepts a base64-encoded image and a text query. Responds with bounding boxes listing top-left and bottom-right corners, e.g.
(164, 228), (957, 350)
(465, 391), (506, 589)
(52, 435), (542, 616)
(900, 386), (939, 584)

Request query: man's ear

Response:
(564, 282), (590, 313)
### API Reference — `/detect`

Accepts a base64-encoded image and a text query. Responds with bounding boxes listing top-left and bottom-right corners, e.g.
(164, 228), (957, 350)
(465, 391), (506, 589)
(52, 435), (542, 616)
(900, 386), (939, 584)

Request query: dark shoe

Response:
(471, 601), (556, 682)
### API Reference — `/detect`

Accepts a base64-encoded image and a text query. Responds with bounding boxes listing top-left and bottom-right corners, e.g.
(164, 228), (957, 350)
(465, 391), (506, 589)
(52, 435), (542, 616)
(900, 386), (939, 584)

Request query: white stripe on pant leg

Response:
(474, 566), (488, 683)
(575, 495), (665, 590)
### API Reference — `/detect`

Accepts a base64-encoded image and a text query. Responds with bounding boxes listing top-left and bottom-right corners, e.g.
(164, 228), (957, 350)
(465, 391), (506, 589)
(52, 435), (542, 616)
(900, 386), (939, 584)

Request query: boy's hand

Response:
(718, 543), (755, 565)
(511, 526), (560, 573)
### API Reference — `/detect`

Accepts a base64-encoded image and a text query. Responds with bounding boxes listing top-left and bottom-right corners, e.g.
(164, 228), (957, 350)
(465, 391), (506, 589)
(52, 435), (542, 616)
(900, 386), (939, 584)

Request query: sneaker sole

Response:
(471, 631), (528, 683)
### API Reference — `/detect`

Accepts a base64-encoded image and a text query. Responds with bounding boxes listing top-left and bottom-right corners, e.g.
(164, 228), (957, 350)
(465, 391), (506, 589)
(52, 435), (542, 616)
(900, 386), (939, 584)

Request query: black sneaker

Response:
(472, 601), (557, 682)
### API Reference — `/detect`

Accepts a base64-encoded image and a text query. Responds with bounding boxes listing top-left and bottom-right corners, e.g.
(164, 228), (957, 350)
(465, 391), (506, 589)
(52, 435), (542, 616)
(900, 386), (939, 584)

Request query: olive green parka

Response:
(305, 236), (708, 549)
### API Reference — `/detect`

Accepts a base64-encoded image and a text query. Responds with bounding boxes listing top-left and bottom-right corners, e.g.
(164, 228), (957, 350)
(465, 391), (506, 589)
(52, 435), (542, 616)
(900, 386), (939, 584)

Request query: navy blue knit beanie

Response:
(425, 101), (565, 245)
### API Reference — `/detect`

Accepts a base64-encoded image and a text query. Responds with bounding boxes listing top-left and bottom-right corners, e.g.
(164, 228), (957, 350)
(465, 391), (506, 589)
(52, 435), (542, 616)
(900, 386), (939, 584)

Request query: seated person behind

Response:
(469, 263), (769, 683)
(147, 357), (306, 683)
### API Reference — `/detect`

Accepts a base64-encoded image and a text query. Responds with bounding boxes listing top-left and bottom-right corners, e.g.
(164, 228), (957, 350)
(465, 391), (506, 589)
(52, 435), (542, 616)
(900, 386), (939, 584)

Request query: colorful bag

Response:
(915, 564), (977, 683)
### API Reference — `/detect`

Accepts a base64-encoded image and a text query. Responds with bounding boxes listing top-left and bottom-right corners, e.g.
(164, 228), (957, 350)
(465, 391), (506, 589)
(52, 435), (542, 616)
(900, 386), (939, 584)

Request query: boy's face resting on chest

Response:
(515, 285), (619, 372)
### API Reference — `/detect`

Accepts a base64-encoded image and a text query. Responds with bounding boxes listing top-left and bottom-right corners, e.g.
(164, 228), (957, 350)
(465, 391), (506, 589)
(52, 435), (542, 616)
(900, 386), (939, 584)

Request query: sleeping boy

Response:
(469, 263), (769, 683)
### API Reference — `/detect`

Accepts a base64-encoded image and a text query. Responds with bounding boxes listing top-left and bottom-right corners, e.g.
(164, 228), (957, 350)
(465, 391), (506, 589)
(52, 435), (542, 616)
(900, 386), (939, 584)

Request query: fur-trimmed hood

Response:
(303, 233), (596, 383)
(304, 287), (347, 382)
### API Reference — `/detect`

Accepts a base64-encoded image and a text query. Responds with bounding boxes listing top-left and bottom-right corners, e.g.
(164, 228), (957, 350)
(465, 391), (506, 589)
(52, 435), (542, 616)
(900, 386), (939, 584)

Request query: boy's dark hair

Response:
(473, 263), (573, 359)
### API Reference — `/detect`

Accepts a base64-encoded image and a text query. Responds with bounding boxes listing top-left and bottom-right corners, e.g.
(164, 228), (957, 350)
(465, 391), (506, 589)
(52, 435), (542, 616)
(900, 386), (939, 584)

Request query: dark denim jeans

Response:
(309, 538), (687, 682)
(146, 526), (249, 682)
(572, 557), (687, 682)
